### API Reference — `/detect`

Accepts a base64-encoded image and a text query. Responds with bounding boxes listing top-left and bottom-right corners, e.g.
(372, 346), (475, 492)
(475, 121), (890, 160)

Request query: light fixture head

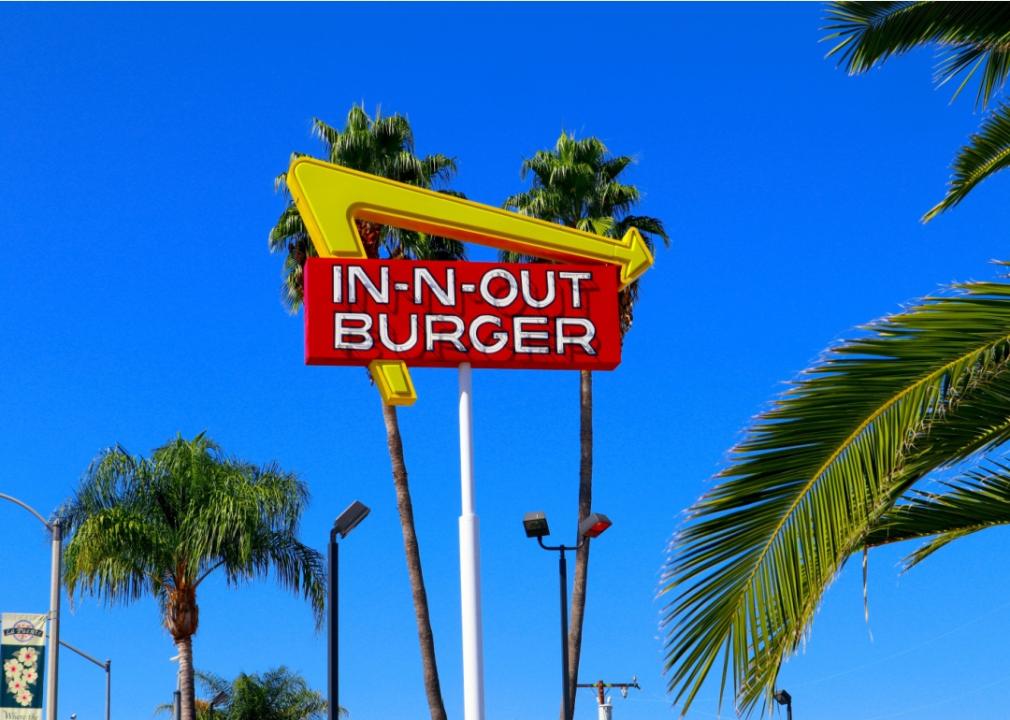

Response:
(774, 689), (791, 706)
(523, 511), (550, 538)
(334, 500), (370, 538)
(579, 512), (612, 539)
(209, 690), (229, 709)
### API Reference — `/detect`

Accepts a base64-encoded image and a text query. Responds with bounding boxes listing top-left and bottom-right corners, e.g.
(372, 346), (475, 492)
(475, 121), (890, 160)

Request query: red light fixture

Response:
(579, 512), (612, 539)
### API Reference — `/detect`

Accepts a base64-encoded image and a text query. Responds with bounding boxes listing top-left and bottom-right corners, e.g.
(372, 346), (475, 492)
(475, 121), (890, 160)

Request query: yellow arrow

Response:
(286, 157), (655, 406)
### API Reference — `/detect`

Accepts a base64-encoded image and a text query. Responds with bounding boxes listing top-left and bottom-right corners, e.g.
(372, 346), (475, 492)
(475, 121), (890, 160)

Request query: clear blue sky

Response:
(3, 3), (1010, 719)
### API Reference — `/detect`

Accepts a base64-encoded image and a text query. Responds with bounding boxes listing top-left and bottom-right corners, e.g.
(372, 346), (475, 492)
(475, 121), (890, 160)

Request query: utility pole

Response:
(575, 677), (640, 720)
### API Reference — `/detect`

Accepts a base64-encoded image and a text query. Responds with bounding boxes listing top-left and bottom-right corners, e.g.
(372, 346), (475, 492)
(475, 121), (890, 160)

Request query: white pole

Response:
(458, 363), (486, 720)
(46, 519), (62, 720)
(598, 701), (612, 720)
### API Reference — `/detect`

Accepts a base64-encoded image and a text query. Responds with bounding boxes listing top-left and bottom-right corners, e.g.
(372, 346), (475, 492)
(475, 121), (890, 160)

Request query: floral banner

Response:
(1, 613), (45, 719)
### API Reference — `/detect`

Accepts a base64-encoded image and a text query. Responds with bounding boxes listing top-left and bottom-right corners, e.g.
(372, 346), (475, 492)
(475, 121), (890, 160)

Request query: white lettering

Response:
(378, 314), (419, 352)
(469, 315), (508, 354)
(514, 317), (549, 354)
(414, 267), (456, 306)
(348, 266), (389, 304)
(558, 271), (591, 309)
(334, 313), (373, 350)
(332, 266), (342, 303)
(556, 318), (596, 355)
(520, 269), (556, 308)
(479, 268), (519, 307)
(425, 314), (466, 351)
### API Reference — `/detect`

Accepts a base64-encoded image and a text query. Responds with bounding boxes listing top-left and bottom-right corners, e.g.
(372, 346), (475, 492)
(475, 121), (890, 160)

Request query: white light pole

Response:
(0, 492), (62, 720)
(457, 363), (485, 720)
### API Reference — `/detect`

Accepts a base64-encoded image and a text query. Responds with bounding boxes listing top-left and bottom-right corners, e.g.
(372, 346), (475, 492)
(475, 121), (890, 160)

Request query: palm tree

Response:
(157, 667), (337, 720)
(824, 2), (1010, 221)
(504, 132), (668, 714)
(268, 104), (460, 720)
(269, 104), (462, 309)
(662, 271), (1010, 715)
(209, 667), (332, 720)
(61, 434), (325, 720)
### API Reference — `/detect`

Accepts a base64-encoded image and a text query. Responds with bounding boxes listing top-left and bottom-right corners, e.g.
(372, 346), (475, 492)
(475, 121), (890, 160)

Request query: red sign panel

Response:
(304, 258), (621, 370)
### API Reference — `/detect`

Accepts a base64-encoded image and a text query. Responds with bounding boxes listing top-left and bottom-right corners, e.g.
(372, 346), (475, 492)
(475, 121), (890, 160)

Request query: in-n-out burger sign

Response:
(304, 259), (620, 370)
(286, 157), (656, 720)
(286, 157), (654, 403)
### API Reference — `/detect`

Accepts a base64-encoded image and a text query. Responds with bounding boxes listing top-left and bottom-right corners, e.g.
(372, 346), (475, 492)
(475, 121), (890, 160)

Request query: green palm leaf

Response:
(62, 434), (325, 619)
(502, 132), (668, 336)
(866, 460), (1010, 570)
(922, 102), (1010, 221)
(824, 2), (1010, 106)
(824, 4), (1010, 222)
(663, 278), (1010, 714)
(268, 104), (462, 310)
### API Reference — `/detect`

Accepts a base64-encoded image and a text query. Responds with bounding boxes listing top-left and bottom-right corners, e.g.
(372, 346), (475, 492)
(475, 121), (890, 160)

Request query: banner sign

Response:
(1, 613), (45, 718)
(304, 259), (622, 370)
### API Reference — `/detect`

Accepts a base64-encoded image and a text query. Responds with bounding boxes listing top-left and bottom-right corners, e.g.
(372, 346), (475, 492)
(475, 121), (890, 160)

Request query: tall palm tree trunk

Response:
(566, 369), (594, 717)
(380, 401), (448, 720)
(175, 635), (196, 720)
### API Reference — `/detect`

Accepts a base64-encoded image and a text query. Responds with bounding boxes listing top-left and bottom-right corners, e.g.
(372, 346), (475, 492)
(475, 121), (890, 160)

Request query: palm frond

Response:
(823, 2), (1010, 107)
(663, 278), (1010, 714)
(612, 215), (670, 247)
(866, 460), (1010, 569)
(268, 103), (460, 307)
(63, 504), (170, 604)
(502, 133), (667, 314)
(923, 102), (1010, 221)
(63, 435), (325, 625)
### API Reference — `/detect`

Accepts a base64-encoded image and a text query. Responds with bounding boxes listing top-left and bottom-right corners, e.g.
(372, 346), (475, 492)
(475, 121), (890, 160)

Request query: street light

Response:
(0, 492), (62, 720)
(208, 690), (229, 716)
(60, 639), (111, 720)
(329, 500), (370, 720)
(774, 689), (792, 720)
(522, 510), (611, 720)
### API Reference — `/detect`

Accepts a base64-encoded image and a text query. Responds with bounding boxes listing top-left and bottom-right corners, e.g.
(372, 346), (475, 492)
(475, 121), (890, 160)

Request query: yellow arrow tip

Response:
(620, 227), (654, 287)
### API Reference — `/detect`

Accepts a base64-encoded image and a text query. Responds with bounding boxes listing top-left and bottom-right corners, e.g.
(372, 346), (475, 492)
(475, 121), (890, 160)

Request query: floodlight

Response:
(523, 511), (550, 539)
(334, 500), (370, 538)
(578, 512), (612, 539)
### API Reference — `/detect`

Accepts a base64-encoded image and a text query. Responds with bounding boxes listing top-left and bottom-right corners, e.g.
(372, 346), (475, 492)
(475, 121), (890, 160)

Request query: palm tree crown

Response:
(269, 104), (462, 309)
(504, 131), (668, 335)
(157, 667), (335, 720)
(198, 667), (332, 720)
(62, 433), (325, 720)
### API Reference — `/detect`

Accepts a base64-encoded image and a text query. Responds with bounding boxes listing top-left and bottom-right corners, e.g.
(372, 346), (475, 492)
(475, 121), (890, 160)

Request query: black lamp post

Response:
(208, 690), (229, 717)
(774, 689), (792, 720)
(523, 510), (612, 720)
(329, 500), (370, 720)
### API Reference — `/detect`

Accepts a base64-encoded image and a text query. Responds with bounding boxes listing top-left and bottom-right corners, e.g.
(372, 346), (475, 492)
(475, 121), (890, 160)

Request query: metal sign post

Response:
(457, 363), (485, 720)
